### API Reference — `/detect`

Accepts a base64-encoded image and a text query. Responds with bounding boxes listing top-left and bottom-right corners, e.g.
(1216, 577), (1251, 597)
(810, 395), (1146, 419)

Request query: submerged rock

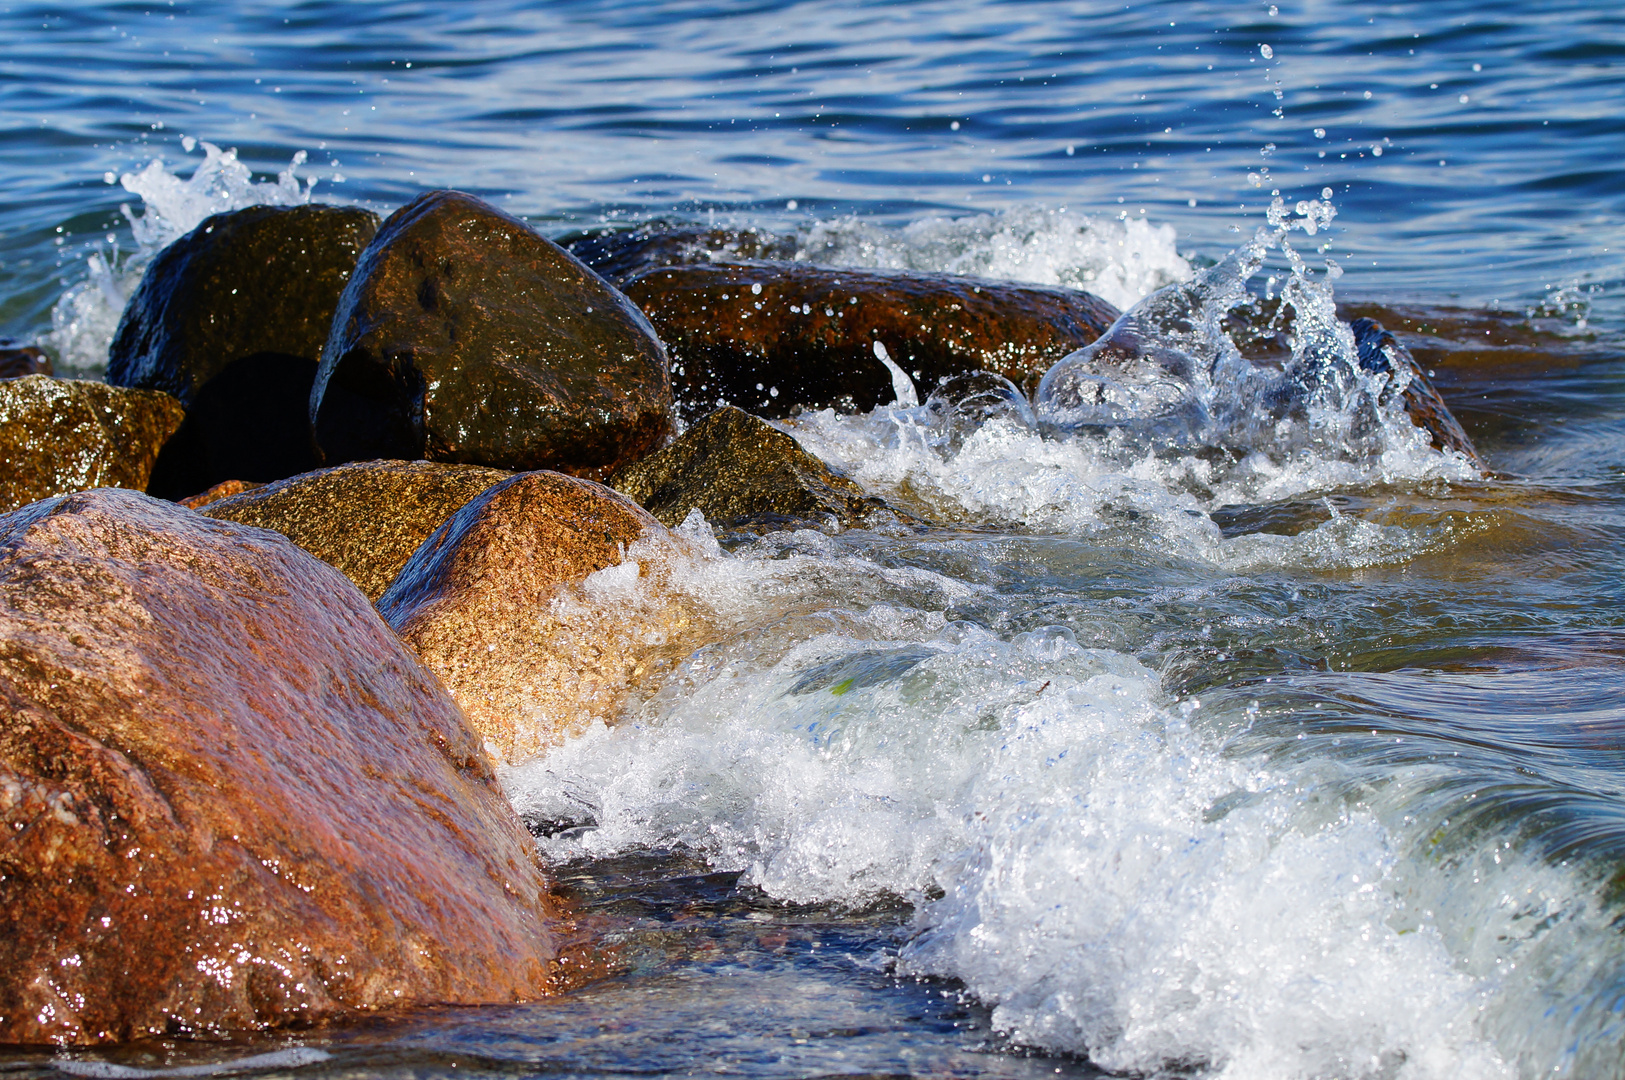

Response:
(1349, 316), (1484, 469)
(0, 489), (562, 1045)
(106, 204), (380, 499)
(312, 190), (674, 479)
(561, 223), (797, 286)
(0, 376), (185, 514)
(379, 471), (703, 763)
(201, 459), (513, 601)
(611, 405), (904, 531)
(621, 262), (1119, 420)
(0, 340), (51, 380)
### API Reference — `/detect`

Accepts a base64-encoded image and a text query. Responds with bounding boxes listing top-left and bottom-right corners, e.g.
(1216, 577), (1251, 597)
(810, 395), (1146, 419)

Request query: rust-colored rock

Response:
(0, 376), (185, 515)
(611, 405), (905, 532)
(0, 340), (51, 380)
(621, 262), (1119, 420)
(378, 471), (704, 763)
(177, 478), (263, 510)
(105, 204), (381, 499)
(0, 489), (562, 1045)
(201, 459), (512, 601)
(312, 190), (674, 479)
(1349, 316), (1485, 470)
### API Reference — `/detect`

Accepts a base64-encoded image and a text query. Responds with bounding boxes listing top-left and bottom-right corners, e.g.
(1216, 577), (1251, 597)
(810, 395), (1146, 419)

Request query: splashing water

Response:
(45, 139), (314, 374)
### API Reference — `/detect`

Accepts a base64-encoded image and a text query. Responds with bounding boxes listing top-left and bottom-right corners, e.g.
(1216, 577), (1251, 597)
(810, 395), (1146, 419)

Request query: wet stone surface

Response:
(622, 261), (1119, 421)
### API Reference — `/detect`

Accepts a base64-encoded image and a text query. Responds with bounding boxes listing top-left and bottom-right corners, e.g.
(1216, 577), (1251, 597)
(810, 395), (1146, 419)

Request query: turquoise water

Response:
(4, 3), (1625, 1078)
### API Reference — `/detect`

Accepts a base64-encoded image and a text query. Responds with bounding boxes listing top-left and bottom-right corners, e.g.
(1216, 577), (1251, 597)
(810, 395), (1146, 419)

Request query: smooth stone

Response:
(560, 223), (797, 286)
(0, 489), (563, 1045)
(0, 375), (185, 515)
(620, 261), (1119, 421)
(1349, 316), (1485, 470)
(106, 204), (380, 498)
(312, 190), (674, 479)
(0, 340), (51, 380)
(378, 471), (702, 764)
(201, 459), (513, 601)
(610, 405), (906, 532)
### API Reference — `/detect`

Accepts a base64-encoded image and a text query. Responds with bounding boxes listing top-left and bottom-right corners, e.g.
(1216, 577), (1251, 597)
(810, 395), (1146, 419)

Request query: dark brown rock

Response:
(379, 471), (705, 763)
(201, 459), (513, 601)
(0, 340), (51, 380)
(0, 376), (185, 514)
(106, 204), (381, 499)
(0, 488), (563, 1045)
(1349, 316), (1485, 470)
(312, 190), (674, 480)
(610, 405), (904, 532)
(561, 223), (797, 286)
(621, 261), (1119, 421)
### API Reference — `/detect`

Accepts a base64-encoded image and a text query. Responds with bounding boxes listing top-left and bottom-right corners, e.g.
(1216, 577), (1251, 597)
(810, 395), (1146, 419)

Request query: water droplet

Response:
(1313, 127), (1326, 139)
(1259, 44), (1274, 59)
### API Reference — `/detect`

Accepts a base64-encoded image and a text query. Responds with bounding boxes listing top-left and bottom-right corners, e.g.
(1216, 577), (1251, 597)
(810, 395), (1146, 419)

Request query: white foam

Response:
(51, 1048), (331, 1078)
(46, 140), (314, 375)
(796, 205), (1192, 311)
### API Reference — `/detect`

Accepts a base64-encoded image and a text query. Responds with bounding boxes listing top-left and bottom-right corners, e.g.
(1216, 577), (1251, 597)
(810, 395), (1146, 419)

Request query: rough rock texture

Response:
(561, 223), (797, 286)
(0, 376), (186, 515)
(379, 471), (704, 763)
(312, 190), (674, 479)
(201, 459), (512, 601)
(105, 204), (381, 498)
(0, 489), (563, 1046)
(611, 405), (903, 531)
(622, 262), (1119, 420)
(1349, 316), (1486, 471)
(0, 340), (51, 380)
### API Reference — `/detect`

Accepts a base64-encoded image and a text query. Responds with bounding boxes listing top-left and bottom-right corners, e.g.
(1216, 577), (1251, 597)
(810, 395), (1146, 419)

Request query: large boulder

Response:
(0, 340), (51, 380)
(0, 489), (562, 1045)
(106, 204), (381, 498)
(610, 405), (905, 532)
(621, 262), (1119, 420)
(378, 471), (703, 764)
(201, 459), (513, 601)
(0, 376), (185, 515)
(311, 190), (674, 479)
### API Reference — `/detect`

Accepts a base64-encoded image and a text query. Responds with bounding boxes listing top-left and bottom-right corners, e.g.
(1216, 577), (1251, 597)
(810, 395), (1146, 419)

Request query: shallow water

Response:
(4, 2), (1625, 1078)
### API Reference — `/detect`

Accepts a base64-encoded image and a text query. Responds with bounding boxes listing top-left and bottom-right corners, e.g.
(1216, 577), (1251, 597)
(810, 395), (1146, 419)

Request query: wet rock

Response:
(0, 340), (51, 380)
(0, 376), (185, 515)
(0, 488), (562, 1045)
(201, 459), (513, 601)
(1349, 316), (1485, 470)
(312, 190), (674, 480)
(561, 222), (797, 286)
(176, 478), (262, 510)
(378, 471), (703, 763)
(621, 261), (1119, 421)
(610, 405), (904, 532)
(106, 204), (381, 498)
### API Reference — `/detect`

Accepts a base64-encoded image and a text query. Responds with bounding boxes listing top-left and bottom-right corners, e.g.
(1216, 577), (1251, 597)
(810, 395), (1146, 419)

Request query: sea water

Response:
(3, 2), (1624, 1078)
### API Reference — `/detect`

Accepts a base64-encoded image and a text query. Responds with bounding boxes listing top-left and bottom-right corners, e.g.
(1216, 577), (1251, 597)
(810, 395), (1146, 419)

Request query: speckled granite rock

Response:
(0, 376), (185, 514)
(200, 459), (513, 601)
(610, 405), (905, 531)
(0, 488), (564, 1045)
(105, 204), (380, 499)
(312, 190), (674, 479)
(379, 471), (705, 763)
(621, 261), (1119, 420)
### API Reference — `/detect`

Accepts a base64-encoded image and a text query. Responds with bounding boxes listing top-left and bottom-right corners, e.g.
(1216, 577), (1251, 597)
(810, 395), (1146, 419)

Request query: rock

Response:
(621, 262), (1119, 421)
(312, 190), (674, 480)
(177, 478), (263, 510)
(201, 459), (513, 601)
(0, 489), (563, 1045)
(0, 340), (51, 380)
(561, 222), (797, 286)
(0, 376), (185, 515)
(378, 471), (703, 763)
(610, 405), (904, 531)
(106, 204), (381, 499)
(1349, 316), (1485, 470)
